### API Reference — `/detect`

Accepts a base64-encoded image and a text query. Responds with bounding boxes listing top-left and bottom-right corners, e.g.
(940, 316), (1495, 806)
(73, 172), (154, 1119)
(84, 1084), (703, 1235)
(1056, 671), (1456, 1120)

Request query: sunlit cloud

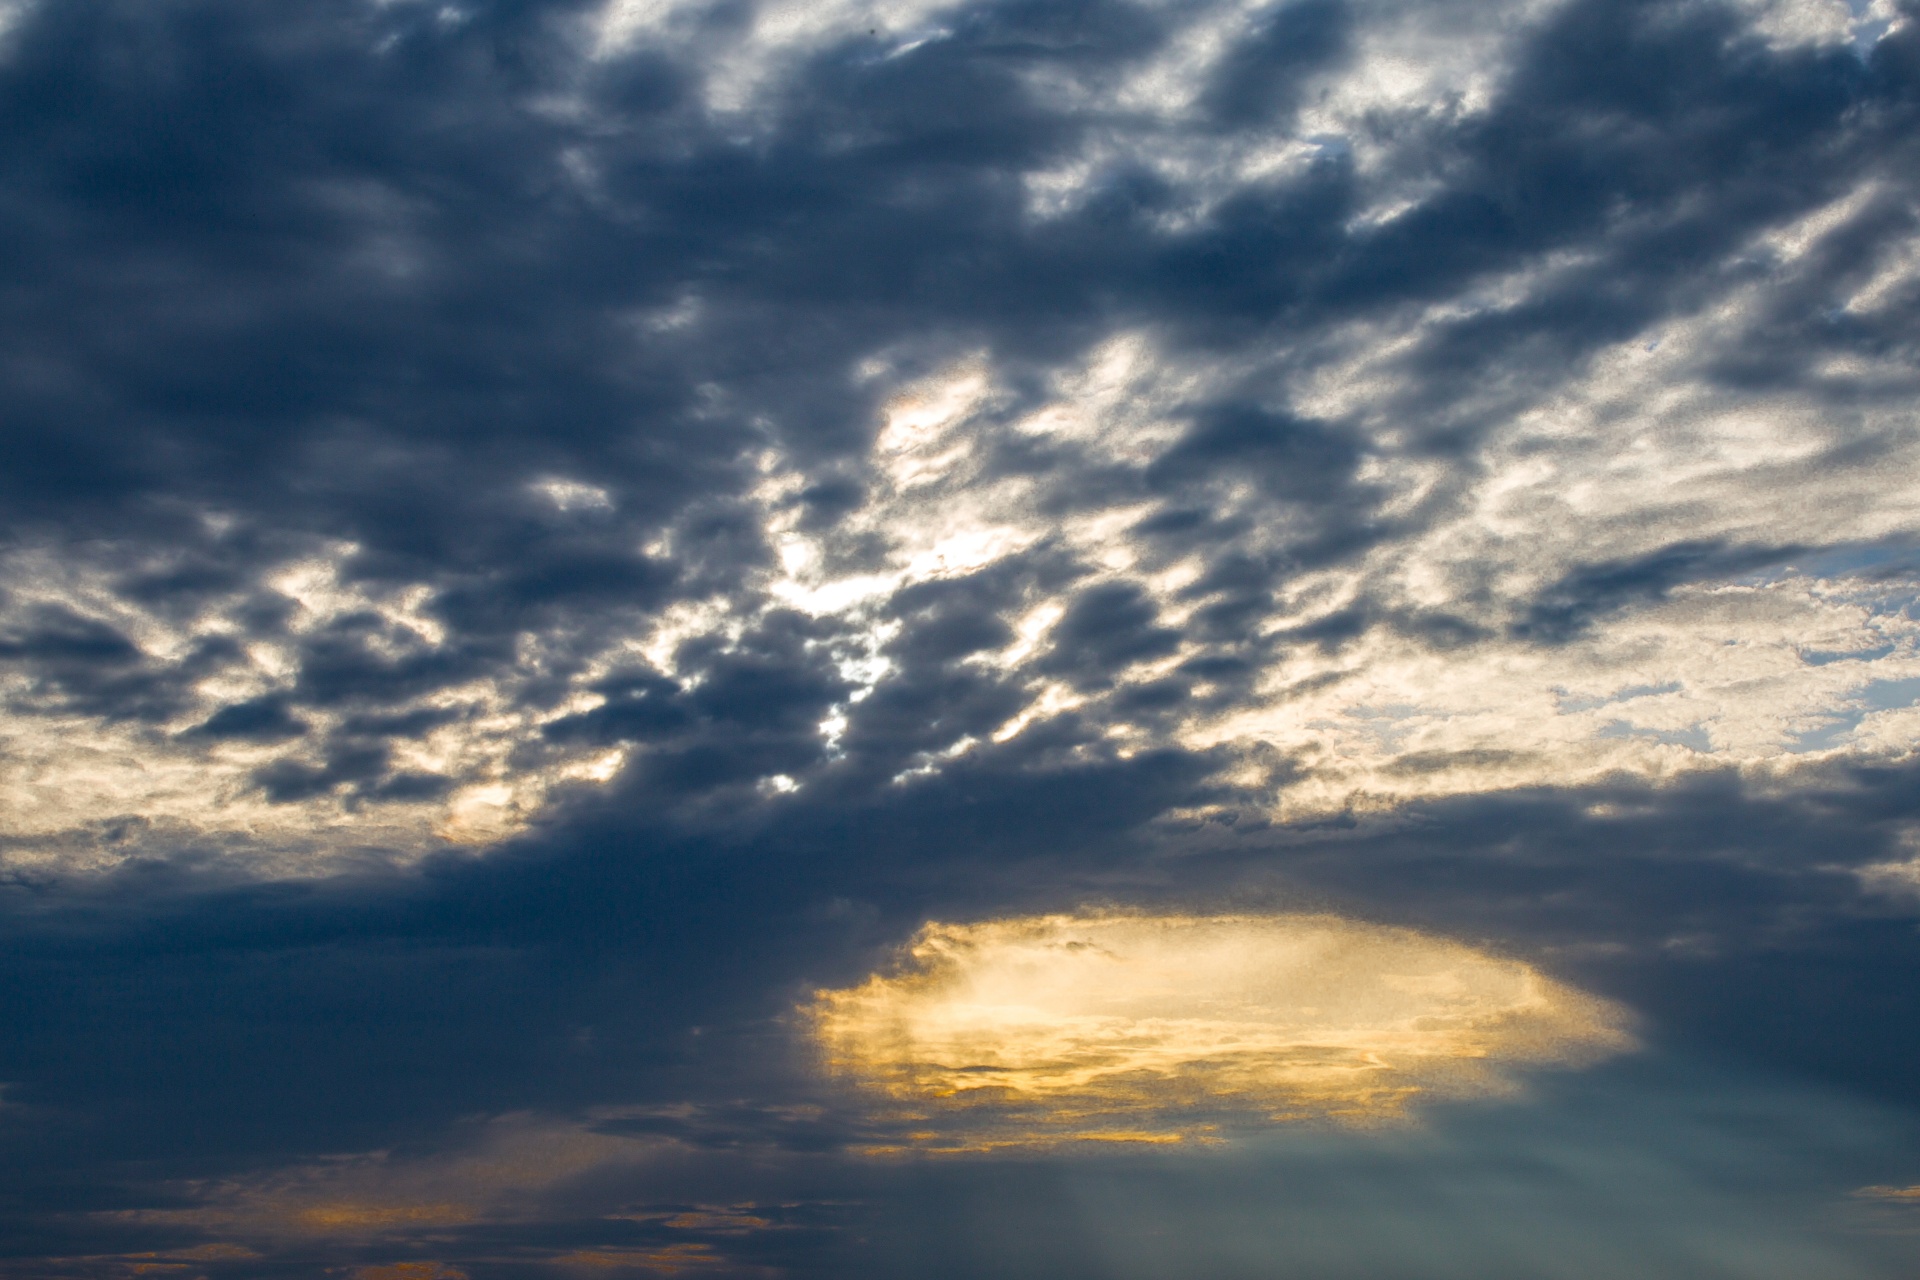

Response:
(12, 274), (1920, 867)
(807, 912), (1633, 1149)
(105, 1113), (660, 1242)
(546, 1244), (736, 1273)
(0, 1243), (267, 1280)
(347, 1265), (469, 1280)
(0, 537), (647, 871)
(1854, 1184), (1920, 1200)
(532, 477), (616, 514)
(592, 0), (967, 113)
(1859, 854), (1920, 898)
(73, 1112), (819, 1275)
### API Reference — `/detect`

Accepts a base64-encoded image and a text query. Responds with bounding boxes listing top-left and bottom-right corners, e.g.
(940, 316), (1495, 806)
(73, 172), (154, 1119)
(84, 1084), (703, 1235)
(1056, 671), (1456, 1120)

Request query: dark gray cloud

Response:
(4, 752), (1920, 1272)
(0, 0), (1914, 824)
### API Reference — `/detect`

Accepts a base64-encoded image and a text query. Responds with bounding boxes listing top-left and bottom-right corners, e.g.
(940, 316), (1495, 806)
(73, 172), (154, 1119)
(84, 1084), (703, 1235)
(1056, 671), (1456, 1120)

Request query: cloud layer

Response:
(0, 0), (1917, 871)
(2, 0), (1920, 1273)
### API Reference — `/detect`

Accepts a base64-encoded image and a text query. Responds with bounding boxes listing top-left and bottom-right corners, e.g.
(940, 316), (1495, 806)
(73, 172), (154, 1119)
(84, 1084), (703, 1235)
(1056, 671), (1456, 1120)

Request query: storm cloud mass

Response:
(3, 0), (1920, 1273)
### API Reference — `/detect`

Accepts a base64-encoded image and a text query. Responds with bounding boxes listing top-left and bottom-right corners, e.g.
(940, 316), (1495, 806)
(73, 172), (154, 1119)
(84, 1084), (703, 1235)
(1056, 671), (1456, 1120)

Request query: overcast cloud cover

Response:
(3, 0), (1920, 1273)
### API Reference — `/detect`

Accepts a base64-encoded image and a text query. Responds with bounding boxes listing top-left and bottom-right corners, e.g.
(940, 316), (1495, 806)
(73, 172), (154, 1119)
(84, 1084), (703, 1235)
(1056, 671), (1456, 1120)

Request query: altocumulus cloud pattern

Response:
(3, 0), (1920, 1275)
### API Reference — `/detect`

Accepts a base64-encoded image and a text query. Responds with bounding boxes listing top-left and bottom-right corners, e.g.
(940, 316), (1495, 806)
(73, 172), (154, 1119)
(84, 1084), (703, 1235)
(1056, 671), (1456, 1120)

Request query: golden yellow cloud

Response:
(807, 912), (1633, 1149)
(1853, 1184), (1920, 1201)
(348, 1265), (469, 1280)
(550, 1244), (730, 1273)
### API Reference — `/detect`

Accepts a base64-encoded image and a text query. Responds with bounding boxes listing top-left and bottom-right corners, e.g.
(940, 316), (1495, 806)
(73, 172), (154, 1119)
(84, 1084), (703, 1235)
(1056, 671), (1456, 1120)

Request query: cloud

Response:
(807, 910), (1632, 1147)
(0, 0), (1913, 869)
(0, 750), (1915, 1272)
(1855, 1183), (1920, 1199)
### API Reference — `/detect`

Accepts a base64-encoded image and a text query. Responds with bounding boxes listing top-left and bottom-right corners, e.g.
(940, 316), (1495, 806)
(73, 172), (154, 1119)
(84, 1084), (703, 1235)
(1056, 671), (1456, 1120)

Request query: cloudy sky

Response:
(3, 0), (1920, 1273)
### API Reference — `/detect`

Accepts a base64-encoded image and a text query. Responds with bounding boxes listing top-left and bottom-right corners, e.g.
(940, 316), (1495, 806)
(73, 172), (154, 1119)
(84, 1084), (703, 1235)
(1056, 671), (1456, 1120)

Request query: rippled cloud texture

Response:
(3, 0), (1920, 1274)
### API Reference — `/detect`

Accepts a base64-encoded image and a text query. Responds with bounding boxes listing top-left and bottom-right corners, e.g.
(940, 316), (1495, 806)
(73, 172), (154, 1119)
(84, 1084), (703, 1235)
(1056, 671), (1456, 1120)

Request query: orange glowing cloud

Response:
(348, 1265), (470, 1280)
(1854, 1184), (1920, 1201)
(551, 1244), (731, 1273)
(807, 911), (1634, 1149)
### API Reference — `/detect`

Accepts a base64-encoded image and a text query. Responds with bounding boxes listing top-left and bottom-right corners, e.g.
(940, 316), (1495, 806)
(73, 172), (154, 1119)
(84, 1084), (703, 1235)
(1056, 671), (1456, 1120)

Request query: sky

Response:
(2, 0), (1920, 1274)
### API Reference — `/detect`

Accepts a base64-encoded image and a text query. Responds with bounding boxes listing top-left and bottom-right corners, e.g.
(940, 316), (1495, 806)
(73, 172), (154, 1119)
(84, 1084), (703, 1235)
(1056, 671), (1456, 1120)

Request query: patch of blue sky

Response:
(1303, 134), (1353, 161)
(1800, 643), (1898, 667)
(1787, 675), (1920, 754)
(1554, 683), (1684, 714)
(1733, 539), (1920, 589)
(1596, 720), (1713, 752)
(1845, 0), (1900, 58)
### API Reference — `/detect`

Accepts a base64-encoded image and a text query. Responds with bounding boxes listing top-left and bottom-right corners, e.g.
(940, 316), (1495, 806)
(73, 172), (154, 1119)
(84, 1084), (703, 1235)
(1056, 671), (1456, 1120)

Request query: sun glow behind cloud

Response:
(807, 912), (1633, 1150)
